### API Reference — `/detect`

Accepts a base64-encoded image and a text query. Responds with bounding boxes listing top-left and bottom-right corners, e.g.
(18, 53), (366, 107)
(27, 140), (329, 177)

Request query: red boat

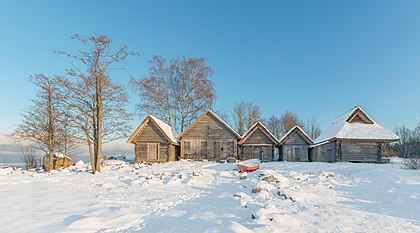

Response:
(236, 159), (260, 172)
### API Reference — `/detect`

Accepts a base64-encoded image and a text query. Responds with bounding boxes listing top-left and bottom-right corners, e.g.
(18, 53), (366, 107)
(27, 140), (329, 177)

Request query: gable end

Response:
(347, 108), (374, 124)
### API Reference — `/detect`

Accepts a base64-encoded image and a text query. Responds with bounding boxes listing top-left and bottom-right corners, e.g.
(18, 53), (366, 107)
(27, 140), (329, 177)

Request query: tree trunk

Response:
(84, 127), (96, 174)
(47, 82), (54, 172)
(95, 75), (103, 172)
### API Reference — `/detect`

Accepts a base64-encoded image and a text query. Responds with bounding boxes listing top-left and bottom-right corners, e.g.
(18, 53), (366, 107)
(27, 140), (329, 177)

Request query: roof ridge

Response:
(239, 121), (279, 144)
(278, 125), (313, 144)
(332, 106), (359, 124)
(177, 109), (241, 139)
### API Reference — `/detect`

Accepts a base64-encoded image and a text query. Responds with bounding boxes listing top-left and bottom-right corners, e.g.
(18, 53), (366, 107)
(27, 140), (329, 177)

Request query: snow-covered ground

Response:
(0, 160), (419, 233)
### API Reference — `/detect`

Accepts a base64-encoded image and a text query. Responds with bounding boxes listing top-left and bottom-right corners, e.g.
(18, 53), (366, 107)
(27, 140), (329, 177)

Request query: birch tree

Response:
(131, 55), (215, 132)
(57, 34), (134, 173)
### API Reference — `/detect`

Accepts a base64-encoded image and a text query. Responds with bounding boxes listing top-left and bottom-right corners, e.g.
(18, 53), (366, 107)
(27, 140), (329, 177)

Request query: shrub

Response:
(19, 146), (38, 169)
(402, 157), (420, 170)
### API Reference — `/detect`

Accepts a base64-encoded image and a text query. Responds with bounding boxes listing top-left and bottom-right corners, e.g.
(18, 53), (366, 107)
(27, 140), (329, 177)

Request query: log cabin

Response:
(177, 110), (240, 161)
(310, 107), (399, 163)
(127, 115), (179, 163)
(278, 126), (313, 162)
(238, 122), (279, 162)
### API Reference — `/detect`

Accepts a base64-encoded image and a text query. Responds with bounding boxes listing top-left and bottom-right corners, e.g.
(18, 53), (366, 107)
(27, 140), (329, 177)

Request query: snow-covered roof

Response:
(127, 115), (179, 144)
(149, 115), (178, 143)
(177, 110), (241, 139)
(313, 107), (399, 145)
(239, 121), (279, 145)
(278, 126), (313, 145)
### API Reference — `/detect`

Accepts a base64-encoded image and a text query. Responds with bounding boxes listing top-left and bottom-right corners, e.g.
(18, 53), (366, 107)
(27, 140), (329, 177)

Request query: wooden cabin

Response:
(238, 122), (279, 162)
(127, 115), (179, 163)
(310, 107), (399, 163)
(278, 126), (313, 162)
(177, 110), (240, 161)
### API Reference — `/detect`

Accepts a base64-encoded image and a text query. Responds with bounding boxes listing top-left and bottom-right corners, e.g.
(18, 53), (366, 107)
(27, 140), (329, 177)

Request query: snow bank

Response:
(0, 161), (418, 232)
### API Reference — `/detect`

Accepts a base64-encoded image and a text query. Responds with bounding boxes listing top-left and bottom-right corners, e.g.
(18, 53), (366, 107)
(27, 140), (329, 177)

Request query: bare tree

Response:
(11, 74), (61, 172)
(266, 115), (282, 140)
(394, 126), (420, 158)
(57, 34), (134, 173)
(231, 101), (262, 135)
(55, 109), (81, 157)
(246, 102), (262, 130)
(304, 117), (321, 140)
(131, 55), (215, 132)
(279, 111), (303, 137)
(19, 146), (38, 169)
(232, 101), (246, 136)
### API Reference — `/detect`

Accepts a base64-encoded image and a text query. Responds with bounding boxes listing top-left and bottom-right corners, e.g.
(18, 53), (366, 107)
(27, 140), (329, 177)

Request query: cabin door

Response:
(148, 143), (159, 160)
(294, 147), (302, 161)
(213, 141), (221, 160)
(255, 146), (263, 161)
(201, 141), (208, 159)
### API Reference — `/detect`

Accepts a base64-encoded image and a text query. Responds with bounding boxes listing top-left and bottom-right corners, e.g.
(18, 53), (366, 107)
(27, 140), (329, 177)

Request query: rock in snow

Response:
(262, 175), (278, 183)
(75, 160), (85, 166)
(252, 181), (276, 193)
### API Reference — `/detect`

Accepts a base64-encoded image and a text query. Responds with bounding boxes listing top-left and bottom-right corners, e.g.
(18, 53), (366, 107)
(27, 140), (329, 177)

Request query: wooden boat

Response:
(236, 159), (260, 172)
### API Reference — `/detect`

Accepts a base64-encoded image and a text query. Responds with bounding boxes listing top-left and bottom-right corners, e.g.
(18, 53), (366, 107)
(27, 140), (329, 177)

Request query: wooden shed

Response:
(177, 110), (241, 161)
(238, 122), (279, 162)
(310, 107), (399, 163)
(278, 126), (313, 162)
(127, 115), (179, 163)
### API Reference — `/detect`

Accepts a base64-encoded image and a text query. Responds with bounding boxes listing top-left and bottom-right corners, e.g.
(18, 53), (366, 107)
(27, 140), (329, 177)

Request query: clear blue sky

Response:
(1, 0), (420, 136)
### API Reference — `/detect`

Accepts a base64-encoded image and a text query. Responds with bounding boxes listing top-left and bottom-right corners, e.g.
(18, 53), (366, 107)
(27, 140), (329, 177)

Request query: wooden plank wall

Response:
(281, 131), (309, 162)
(240, 128), (276, 161)
(180, 113), (237, 161)
(133, 121), (177, 163)
(240, 145), (274, 161)
(309, 142), (336, 162)
(134, 122), (167, 143)
(243, 128), (274, 144)
(135, 142), (173, 163)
